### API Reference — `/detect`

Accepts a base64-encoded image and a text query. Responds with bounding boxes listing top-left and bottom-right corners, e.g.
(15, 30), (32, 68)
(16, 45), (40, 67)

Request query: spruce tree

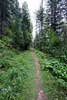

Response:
(21, 2), (32, 50)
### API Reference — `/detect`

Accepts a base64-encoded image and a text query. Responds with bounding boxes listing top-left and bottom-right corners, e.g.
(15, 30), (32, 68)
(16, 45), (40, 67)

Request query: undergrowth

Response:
(35, 50), (67, 100)
(0, 40), (36, 100)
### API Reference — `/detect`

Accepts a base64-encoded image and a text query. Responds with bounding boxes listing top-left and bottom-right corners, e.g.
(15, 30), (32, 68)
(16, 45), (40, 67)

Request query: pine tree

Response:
(35, 0), (48, 51)
(47, 0), (63, 33)
(21, 2), (32, 50)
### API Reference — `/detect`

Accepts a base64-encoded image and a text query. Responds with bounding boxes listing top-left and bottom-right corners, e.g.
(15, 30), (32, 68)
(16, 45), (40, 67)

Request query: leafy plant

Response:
(36, 50), (67, 89)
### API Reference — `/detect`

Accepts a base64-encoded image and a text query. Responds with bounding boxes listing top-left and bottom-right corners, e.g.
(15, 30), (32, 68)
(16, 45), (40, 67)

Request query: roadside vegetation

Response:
(34, 0), (67, 99)
(0, 39), (36, 100)
(35, 50), (67, 100)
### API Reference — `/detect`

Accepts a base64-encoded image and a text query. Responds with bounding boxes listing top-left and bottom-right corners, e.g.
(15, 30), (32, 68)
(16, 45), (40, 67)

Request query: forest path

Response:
(31, 49), (47, 100)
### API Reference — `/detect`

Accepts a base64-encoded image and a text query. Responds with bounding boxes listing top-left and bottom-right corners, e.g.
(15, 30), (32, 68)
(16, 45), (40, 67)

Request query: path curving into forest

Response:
(31, 49), (47, 100)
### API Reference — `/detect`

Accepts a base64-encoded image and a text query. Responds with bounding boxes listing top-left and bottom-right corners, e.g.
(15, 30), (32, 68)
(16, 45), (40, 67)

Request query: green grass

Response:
(0, 40), (36, 100)
(35, 50), (67, 100)
(42, 71), (66, 100)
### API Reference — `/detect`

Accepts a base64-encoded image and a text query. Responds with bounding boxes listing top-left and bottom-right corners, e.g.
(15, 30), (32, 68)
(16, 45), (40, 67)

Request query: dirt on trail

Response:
(31, 49), (47, 100)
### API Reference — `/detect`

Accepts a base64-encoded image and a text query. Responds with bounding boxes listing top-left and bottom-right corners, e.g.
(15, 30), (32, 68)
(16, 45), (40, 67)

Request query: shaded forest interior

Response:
(0, 0), (67, 100)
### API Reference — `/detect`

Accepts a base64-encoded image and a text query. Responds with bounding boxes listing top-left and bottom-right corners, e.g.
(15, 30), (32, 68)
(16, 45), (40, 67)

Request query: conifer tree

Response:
(21, 2), (32, 50)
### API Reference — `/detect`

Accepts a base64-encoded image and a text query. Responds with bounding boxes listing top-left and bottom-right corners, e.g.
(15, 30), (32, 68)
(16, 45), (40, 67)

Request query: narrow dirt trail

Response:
(31, 49), (47, 100)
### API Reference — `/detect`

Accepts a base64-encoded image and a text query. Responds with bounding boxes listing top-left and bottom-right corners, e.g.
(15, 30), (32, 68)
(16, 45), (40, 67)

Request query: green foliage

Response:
(0, 0), (32, 51)
(35, 50), (67, 90)
(21, 2), (32, 50)
(4, 27), (12, 36)
(12, 31), (25, 50)
(34, 0), (67, 57)
(34, 27), (61, 56)
(48, 28), (60, 47)
(10, 2), (32, 51)
(41, 71), (66, 100)
(0, 41), (36, 100)
(35, 50), (67, 99)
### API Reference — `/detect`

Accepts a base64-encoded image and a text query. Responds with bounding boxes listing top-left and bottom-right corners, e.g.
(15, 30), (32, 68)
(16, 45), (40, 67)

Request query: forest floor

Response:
(35, 50), (67, 100)
(0, 38), (66, 100)
(32, 49), (47, 100)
